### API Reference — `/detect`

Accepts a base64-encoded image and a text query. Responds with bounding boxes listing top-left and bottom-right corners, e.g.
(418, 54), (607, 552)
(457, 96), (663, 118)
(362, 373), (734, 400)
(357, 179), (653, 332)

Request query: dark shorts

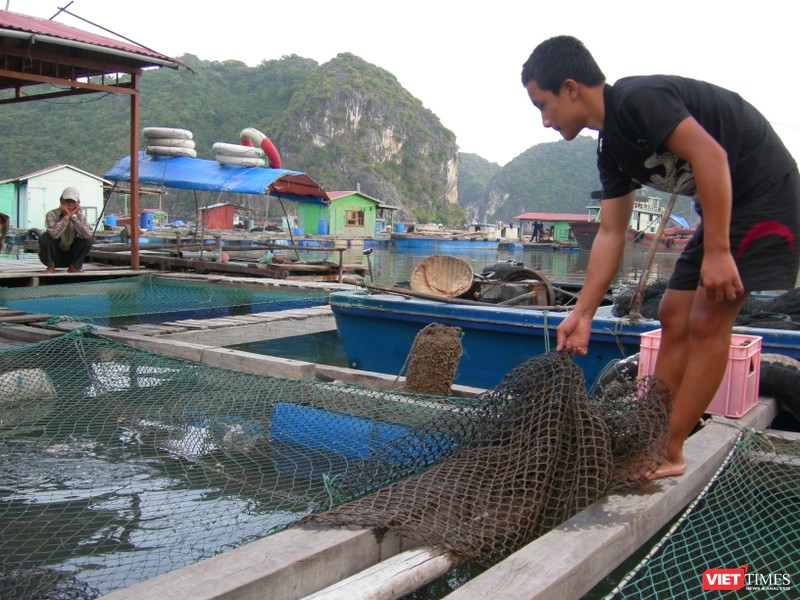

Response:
(669, 168), (800, 292)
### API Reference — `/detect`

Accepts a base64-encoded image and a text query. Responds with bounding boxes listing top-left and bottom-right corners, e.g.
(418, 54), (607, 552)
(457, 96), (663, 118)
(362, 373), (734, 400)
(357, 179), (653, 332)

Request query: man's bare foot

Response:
(44, 265), (56, 273)
(646, 460), (686, 480)
(67, 266), (82, 273)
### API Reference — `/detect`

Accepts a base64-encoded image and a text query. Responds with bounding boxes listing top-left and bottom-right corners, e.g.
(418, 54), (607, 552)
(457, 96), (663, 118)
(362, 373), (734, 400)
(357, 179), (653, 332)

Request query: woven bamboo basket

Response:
(410, 255), (474, 297)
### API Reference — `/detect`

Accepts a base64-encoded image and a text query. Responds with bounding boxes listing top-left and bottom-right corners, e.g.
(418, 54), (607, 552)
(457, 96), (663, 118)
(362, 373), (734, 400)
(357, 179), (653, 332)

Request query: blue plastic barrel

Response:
(292, 227), (303, 235)
(317, 220), (329, 235)
(140, 212), (154, 230)
(104, 215), (117, 227)
(394, 223), (405, 233)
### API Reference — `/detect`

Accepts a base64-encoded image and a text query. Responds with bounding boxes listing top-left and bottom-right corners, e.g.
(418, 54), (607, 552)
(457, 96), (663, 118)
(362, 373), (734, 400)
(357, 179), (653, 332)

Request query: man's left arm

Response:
(71, 210), (94, 239)
(664, 116), (744, 302)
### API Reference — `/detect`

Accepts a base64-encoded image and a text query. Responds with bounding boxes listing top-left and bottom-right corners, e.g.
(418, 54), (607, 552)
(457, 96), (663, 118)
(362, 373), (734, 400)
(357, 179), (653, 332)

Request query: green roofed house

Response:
(514, 211), (590, 243)
(296, 190), (397, 237)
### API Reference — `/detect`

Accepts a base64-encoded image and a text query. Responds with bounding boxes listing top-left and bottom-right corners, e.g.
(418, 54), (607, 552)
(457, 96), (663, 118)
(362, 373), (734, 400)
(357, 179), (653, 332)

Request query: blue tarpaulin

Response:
(670, 215), (690, 228)
(105, 152), (330, 205)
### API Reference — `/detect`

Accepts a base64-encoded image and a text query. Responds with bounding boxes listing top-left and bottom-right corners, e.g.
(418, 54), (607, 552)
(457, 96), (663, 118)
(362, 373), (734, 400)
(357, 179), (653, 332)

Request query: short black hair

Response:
(521, 35), (606, 93)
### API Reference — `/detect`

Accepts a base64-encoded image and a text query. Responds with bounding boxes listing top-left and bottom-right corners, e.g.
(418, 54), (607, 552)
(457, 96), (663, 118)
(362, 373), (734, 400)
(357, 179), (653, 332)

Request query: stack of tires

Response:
(212, 142), (268, 167)
(212, 127), (282, 168)
(142, 127), (197, 158)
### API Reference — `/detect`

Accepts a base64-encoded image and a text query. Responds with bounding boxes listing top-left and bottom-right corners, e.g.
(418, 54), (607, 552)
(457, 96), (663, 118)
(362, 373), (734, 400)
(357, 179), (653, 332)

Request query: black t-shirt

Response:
(598, 75), (796, 204)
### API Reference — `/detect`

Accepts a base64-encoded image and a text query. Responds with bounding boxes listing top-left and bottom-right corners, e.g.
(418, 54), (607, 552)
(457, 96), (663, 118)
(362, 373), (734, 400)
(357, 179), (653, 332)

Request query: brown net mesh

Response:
(303, 351), (670, 566)
(403, 323), (463, 396)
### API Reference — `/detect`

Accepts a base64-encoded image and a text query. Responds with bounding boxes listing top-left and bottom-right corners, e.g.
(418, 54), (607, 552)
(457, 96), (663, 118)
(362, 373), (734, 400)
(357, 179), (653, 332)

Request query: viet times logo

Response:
(702, 565), (793, 592)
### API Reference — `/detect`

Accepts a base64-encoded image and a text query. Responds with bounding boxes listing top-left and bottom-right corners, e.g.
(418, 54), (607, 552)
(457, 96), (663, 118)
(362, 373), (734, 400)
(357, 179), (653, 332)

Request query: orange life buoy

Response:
(240, 127), (281, 168)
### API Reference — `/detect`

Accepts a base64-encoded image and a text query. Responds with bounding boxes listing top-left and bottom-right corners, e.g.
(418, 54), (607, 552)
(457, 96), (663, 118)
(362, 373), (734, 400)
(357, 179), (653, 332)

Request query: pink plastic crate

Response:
(637, 329), (762, 418)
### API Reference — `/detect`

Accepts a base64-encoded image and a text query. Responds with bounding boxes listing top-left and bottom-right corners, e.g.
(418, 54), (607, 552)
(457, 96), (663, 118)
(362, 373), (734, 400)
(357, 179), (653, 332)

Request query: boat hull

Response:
(391, 235), (499, 251)
(568, 222), (693, 253)
(330, 290), (800, 390)
(331, 291), (653, 389)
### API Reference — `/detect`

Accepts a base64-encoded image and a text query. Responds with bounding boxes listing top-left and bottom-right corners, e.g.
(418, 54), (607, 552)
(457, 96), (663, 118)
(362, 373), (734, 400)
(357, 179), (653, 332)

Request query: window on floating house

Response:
(345, 210), (365, 227)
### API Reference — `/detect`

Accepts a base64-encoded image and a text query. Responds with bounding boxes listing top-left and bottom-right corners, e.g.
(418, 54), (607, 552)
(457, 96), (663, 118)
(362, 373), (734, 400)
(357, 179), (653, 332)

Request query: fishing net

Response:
(612, 279), (668, 319)
(608, 430), (800, 599)
(613, 279), (800, 331)
(304, 351), (671, 566)
(736, 287), (800, 330)
(0, 329), (468, 597)
(402, 323), (463, 396)
(0, 329), (670, 597)
(0, 274), (329, 327)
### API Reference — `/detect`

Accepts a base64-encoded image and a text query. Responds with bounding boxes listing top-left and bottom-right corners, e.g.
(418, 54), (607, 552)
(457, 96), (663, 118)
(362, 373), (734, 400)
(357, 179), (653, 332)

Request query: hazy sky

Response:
(10, 0), (800, 166)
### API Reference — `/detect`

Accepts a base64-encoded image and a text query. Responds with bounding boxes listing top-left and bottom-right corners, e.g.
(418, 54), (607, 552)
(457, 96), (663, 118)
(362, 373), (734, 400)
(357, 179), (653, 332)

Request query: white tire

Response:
(146, 146), (198, 158)
(142, 127), (193, 140)
(240, 127), (267, 145)
(215, 154), (267, 167)
(144, 137), (196, 149)
(213, 142), (266, 158)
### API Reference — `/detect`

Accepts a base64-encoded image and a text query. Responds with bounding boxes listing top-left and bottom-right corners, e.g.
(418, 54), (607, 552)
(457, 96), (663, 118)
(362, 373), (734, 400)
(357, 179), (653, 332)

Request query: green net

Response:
(608, 430), (800, 599)
(0, 329), (472, 598)
(0, 274), (330, 327)
(0, 329), (673, 598)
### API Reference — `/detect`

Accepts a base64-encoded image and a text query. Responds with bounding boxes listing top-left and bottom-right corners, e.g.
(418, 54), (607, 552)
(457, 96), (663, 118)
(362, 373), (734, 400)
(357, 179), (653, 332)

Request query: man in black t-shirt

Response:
(521, 35), (800, 480)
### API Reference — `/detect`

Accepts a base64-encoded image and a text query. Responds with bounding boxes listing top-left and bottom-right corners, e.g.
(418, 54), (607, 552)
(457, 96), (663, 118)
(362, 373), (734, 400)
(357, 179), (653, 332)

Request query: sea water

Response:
(302, 243), (680, 288)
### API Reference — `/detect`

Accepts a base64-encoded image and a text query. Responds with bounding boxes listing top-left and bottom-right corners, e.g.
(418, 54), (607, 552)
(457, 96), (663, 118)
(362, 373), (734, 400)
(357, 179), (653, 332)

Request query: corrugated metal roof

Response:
(0, 9), (180, 65)
(0, 163), (109, 184)
(514, 212), (590, 221)
(328, 190), (382, 204)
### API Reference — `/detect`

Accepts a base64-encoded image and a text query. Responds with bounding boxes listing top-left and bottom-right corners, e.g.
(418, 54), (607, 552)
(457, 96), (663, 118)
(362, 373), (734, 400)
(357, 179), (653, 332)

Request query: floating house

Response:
(297, 190), (396, 237)
(514, 211), (590, 243)
(0, 164), (107, 230)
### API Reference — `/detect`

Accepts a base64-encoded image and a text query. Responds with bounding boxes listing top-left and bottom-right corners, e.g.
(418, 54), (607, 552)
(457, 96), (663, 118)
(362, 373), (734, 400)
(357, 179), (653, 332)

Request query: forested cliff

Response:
(0, 52), (605, 224)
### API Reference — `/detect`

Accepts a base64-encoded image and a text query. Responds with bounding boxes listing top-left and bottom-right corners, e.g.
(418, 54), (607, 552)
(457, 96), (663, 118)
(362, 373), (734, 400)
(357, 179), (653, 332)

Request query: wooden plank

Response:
(444, 400), (778, 600)
(302, 547), (463, 600)
(100, 526), (414, 600)
(0, 313), (52, 323)
(200, 347), (317, 380)
(0, 324), (64, 343)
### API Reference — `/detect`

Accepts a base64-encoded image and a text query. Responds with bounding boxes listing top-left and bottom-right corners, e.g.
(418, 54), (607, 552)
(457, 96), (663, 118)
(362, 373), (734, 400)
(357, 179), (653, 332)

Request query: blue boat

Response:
(330, 289), (800, 390)
(391, 235), (500, 251)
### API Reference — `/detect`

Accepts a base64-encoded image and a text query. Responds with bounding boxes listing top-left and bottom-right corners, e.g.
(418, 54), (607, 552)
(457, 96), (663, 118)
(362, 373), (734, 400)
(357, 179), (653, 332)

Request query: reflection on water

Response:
(2, 243), (680, 289)
(318, 245), (680, 288)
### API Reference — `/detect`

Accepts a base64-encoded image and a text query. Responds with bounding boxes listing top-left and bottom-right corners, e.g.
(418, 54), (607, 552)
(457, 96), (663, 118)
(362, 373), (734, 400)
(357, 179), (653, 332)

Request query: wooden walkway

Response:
(0, 256), (147, 287)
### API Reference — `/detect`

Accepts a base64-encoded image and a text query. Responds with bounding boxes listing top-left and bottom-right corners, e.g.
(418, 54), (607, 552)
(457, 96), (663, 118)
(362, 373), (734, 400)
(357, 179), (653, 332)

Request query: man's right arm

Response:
(556, 192), (633, 354)
(44, 209), (69, 238)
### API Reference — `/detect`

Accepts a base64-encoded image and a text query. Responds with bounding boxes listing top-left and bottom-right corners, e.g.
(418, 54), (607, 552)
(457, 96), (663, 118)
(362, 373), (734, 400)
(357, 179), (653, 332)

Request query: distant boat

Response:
(568, 191), (695, 252)
(391, 223), (501, 251)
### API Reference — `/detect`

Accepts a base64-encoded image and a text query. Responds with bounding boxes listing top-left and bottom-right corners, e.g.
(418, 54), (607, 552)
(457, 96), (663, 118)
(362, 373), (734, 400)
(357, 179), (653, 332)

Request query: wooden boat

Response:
(330, 282), (800, 389)
(569, 191), (695, 252)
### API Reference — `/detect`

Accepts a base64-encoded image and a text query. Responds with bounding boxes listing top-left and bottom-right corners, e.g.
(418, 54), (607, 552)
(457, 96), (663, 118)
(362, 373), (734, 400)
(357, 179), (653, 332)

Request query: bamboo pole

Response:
(627, 193), (679, 321)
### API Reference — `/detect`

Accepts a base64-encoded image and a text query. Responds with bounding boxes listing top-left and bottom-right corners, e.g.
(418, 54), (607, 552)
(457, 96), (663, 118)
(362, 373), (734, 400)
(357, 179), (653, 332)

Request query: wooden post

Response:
(628, 193), (679, 321)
